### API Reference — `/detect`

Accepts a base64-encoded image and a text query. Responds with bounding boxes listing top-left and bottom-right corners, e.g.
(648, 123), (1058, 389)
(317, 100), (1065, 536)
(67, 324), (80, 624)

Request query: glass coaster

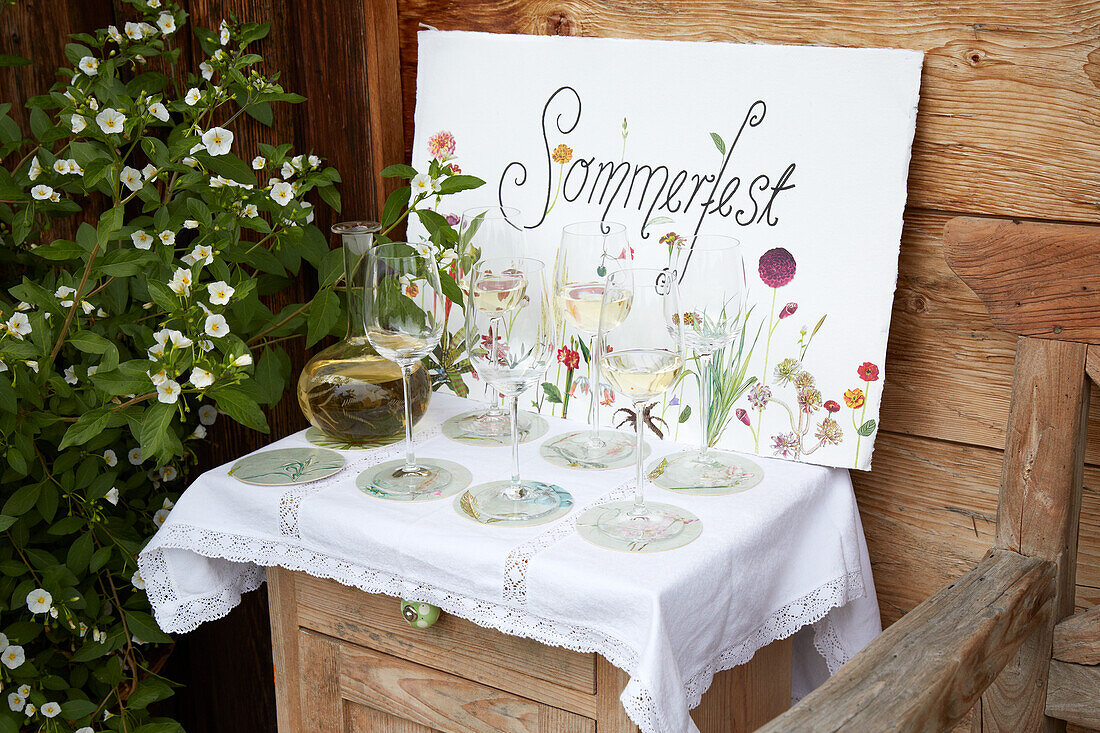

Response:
(454, 482), (573, 527)
(356, 458), (471, 502)
(441, 410), (549, 447)
(304, 427), (395, 451)
(540, 430), (647, 470)
(576, 501), (702, 553)
(229, 448), (346, 486)
(647, 451), (765, 496)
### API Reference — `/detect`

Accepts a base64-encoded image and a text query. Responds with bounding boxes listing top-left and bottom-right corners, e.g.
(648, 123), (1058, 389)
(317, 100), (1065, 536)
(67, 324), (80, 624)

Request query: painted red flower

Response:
(857, 362), (879, 382)
(758, 247), (796, 288)
(448, 163), (461, 174)
(557, 346), (580, 370)
(823, 400), (841, 413)
(779, 302), (798, 319)
(736, 408), (750, 426)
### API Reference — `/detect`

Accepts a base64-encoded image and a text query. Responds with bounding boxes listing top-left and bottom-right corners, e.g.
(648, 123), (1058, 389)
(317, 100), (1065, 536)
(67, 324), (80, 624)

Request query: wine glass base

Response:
(442, 409), (549, 446)
(540, 430), (645, 470)
(357, 458), (471, 502)
(576, 501), (702, 553)
(455, 480), (573, 526)
(647, 450), (765, 495)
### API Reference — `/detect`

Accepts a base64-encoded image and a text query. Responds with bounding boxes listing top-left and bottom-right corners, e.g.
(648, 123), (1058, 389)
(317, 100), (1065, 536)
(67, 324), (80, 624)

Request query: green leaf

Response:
(380, 186), (410, 230)
(60, 699), (99, 718)
(92, 360), (153, 396)
(542, 382), (563, 404)
(244, 101), (273, 127)
(436, 174), (486, 195)
(318, 182), (341, 213)
(210, 385), (269, 433)
(59, 408), (111, 450)
(0, 515), (16, 532)
(67, 532), (94, 574)
(127, 677), (175, 710)
(438, 270), (463, 309)
(306, 288), (339, 347)
(2, 483), (41, 517)
(381, 164), (417, 179)
(48, 516), (84, 535)
(32, 239), (86, 261)
(147, 280), (180, 312)
(123, 610), (173, 644)
(857, 419), (877, 437)
(89, 545), (112, 573)
(139, 402), (181, 464)
(710, 132), (726, 155)
(678, 405), (692, 423)
(0, 55), (31, 67)
(200, 152), (254, 184)
(70, 330), (113, 354)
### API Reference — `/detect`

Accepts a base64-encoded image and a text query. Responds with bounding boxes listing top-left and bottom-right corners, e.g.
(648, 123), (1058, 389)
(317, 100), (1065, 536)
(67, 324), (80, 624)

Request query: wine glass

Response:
(447, 206), (538, 441)
(359, 243), (464, 499)
(578, 267), (700, 551)
(548, 221), (636, 468)
(461, 257), (568, 523)
(649, 235), (756, 493)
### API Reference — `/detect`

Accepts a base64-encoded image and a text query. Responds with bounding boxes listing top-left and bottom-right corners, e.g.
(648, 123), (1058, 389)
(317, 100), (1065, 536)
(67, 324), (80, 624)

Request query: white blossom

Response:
(16, 686), (29, 698)
(168, 330), (192, 348)
(95, 107), (126, 134)
(280, 161), (295, 179)
(219, 20), (230, 45)
(1, 645), (24, 669)
(148, 368), (168, 385)
(200, 61), (213, 80)
(214, 48), (226, 62)
(233, 353), (253, 367)
(28, 155), (42, 180)
(103, 449), (117, 467)
(198, 404), (218, 425)
(88, 97), (99, 111)
(202, 126), (233, 156)
(107, 25), (122, 42)
(184, 219), (199, 229)
(87, 365), (98, 377)
(105, 487), (119, 505)
(160, 468), (178, 484)
(71, 114), (86, 133)
(153, 508), (170, 526)
(251, 155), (265, 169)
(411, 172), (436, 195)
(5, 312), (31, 339)
(190, 244), (213, 265)
(148, 100), (170, 122)
(49, 191), (61, 202)
(199, 339), (213, 351)
(308, 154), (321, 167)
(26, 588), (52, 614)
(184, 87), (201, 106)
(209, 174), (232, 188)
(31, 184), (53, 200)
(156, 379), (181, 404)
(167, 268), (192, 296)
(142, 164), (157, 180)
(78, 56), (99, 76)
(207, 280), (234, 305)
(41, 702), (61, 718)
(149, 0), (161, 6)
(156, 12), (176, 34)
(269, 181), (294, 206)
(158, 230), (175, 246)
(124, 21), (145, 40)
(0, 632), (6, 651)
(191, 424), (207, 439)
(182, 155), (197, 167)
(189, 367), (214, 389)
(128, 447), (144, 465)
(204, 313), (229, 338)
(25, 360), (39, 373)
(63, 365), (78, 385)
(24, 702), (36, 716)
(243, 203), (258, 218)
(131, 571), (145, 590)
(120, 166), (142, 192)
(7, 693), (23, 713)
(52, 159), (69, 175)
(67, 159), (82, 175)
(131, 229), (153, 249)
(0, 360), (6, 374)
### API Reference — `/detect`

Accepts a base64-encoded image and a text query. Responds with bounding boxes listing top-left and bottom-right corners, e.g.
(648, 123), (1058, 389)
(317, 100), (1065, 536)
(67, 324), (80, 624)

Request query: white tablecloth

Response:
(139, 392), (880, 733)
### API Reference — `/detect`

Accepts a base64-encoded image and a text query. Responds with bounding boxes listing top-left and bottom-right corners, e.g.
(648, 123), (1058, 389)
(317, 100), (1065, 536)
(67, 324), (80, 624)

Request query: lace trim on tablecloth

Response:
(138, 521), (864, 733)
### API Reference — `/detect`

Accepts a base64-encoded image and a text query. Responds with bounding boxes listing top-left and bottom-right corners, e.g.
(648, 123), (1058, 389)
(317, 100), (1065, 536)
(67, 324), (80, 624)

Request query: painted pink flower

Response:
(736, 408), (750, 426)
(444, 213), (459, 226)
(600, 384), (615, 406)
(771, 432), (799, 458)
(427, 130), (456, 161)
(758, 247), (796, 288)
(779, 302), (798, 319)
(448, 163), (461, 174)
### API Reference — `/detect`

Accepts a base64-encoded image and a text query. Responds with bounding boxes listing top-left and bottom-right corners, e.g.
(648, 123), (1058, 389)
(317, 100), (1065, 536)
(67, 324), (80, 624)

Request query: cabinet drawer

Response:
(300, 629), (595, 733)
(291, 572), (597, 715)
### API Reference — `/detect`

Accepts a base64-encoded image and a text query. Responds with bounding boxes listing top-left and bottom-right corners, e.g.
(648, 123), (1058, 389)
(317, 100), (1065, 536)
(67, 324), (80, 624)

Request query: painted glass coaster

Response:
(441, 410), (549, 447)
(356, 458), (472, 502)
(540, 431), (648, 470)
(647, 452), (765, 496)
(576, 501), (702, 553)
(228, 448), (346, 486)
(454, 483), (573, 527)
(304, 427), (396, 451)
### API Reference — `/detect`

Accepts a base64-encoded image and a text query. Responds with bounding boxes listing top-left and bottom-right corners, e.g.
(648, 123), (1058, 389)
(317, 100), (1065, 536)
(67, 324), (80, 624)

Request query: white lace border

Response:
(138, 523), (862, 733)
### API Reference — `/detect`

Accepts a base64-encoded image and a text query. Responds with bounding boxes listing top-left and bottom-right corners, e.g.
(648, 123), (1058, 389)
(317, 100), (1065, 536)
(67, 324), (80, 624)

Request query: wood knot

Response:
(912, 295), (927, 313)
(966, 48), (986, 66)
(543, 9), (577, 36)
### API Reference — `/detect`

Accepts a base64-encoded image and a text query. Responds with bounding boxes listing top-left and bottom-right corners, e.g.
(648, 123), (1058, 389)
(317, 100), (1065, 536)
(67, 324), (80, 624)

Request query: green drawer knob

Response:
(401, 599), (440, 629)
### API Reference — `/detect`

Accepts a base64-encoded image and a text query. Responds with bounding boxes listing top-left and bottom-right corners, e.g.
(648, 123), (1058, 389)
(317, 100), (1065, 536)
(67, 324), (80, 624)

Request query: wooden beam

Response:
(1052, 605), (1100, 665)
(1087, 345), (1100, 387)
(1045, 660), (1100, 729)
(943, 218), (1100, 344)
(756, 550), (1055, 733)
(267, 567), (302, 732)
(979, 337), (1091, 732)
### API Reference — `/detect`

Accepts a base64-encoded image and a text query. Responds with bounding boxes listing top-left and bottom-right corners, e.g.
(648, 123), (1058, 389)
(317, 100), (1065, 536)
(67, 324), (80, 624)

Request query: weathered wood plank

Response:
(299, 629), (343, 731)
(1046, 660), (1100, 729)
(690, 637), (792, 732)
(345, 703), (439, 733)
(397, 0), (1100, 223)
(757, 550), (1055, 733)
(979, 337), (1090, 733)
(943, 218), (1100, 344)
(268, 567), (302, 732)
(1052, 605), (1100, 665)
(595, 656), (637, 733)
(1088, 345), (1100, 387)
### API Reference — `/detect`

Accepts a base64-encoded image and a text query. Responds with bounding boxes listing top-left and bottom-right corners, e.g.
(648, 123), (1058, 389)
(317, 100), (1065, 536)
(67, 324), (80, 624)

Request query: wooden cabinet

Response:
(268, 567), (791, 732)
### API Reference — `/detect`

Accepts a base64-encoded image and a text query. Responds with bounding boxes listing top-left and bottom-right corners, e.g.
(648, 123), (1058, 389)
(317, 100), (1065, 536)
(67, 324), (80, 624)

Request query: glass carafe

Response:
(296, 222), (431, 444)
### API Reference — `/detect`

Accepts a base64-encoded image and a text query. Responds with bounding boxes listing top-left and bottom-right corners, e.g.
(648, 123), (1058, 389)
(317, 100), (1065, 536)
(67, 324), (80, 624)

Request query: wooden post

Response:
(976, 337), (1090, 732)
(268, 567), (303, 732)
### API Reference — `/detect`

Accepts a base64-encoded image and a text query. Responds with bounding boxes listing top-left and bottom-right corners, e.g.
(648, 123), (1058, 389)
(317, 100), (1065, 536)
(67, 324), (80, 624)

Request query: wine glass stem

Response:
(487, 316), (505, 416)
(590, 333), (602, 440)
(400, 362), (416, 473)
(698, 352), (713, 459)
(633, 399), (646, 513)
(509, 393), (523, 497)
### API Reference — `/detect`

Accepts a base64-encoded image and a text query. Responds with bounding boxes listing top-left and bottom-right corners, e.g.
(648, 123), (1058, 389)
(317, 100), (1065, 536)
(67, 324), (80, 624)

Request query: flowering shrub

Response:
(0, 3), (352, 730)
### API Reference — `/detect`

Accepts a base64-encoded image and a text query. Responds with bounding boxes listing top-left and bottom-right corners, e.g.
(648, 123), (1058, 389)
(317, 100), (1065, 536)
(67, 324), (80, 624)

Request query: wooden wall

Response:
(5, 0), (1100, 730)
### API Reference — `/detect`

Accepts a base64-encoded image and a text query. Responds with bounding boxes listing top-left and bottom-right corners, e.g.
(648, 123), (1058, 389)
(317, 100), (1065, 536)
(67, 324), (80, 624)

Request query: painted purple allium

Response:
(669, 396), (680, 406)
(747, 383), (772, 409)
(758, 247), (796, 288)
(445, 213), (460, 226)
(779, 302), (798, 319)
(736, 408), (750, 426)
(771, 432), (800, 458)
